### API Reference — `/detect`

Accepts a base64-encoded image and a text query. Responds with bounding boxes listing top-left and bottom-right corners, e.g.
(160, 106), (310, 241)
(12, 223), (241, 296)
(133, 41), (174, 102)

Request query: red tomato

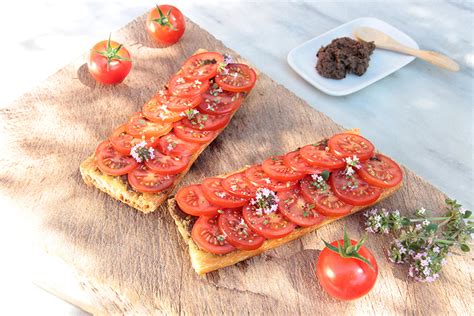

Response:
(299, 142), (345, 169)
(357, 154), (403, 188)
(317, 239), (378, 300)
(262, 156), (305, 181)
(283, 150), (325, 174)
(201, 178), (248, 208)
(157, 133), (201, 157)
(191, 216), (235, 255)
(221, 173), (257, 198)
(146, 5), (185, 45)
(181, 112), (231, 131)
(142, 97), (183, 123)
(244, 165), (298, 191)
(155, 90), (201, 112)
(168, 74), (209, 98)
(300, 176), (353, 217)
(88, 36), (131, 84)
(182, 52), (224, 81)
(145, 150), (189, 175)
(127, 164), (175, 193)
(218, 209), (266, 250)
(109, 124), (159, 155)
(176, 185), (219, 216)
(95, 141), (138, 176)
(126, 112), (173, 138)
(197, 87), (242, 115)
(277, 187), (325, 227)
(173, 121), (217, 144)
(215, 63), (257, 92)
(242, 204), (296, 239)
(328, 133), (375, 161)
(329, 171), (382, 206)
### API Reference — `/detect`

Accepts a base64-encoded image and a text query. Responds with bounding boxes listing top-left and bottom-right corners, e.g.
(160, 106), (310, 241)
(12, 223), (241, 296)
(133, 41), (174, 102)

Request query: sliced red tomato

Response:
(95, 141), (138, 176)
(181, 112), (230, 131)
(181, 52), (224, 81)
(244, 165), (298, 191)
(144, 150), (189, 175)
(215, 63), (257, 92)
(157, 132), (201, 157)
(197, 87), (242, 115)
(218, 209), (265, 250)
(142, 97), (183, 123)
(277, 187), (325, 227)
(262, 156), (305, 181)
(126, 112), (173, 138)
(357, 154), (403, 188)
(242, 204), (296, 239)
(176, 185), (219, 216)
(329, 171), (382, 206)
(300, 141), (345, 169)
(300, 176), (353, 217)
(221, 172), (257, 198)
(127, 164), (175, 193)
(173, 121), (217, 143)
(191, 216), (235, 255)
(201, 177), (248, 208)
(168, 74), (209, 98)
(109, 124), (159, 155)
(154, 90), (201, 112)
(328, 133), (375, 161)
(283, 150), (326, 174)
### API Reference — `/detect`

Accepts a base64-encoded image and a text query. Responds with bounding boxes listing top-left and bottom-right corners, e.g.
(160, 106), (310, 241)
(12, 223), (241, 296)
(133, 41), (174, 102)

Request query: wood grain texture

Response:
(0, 13), (471, 315)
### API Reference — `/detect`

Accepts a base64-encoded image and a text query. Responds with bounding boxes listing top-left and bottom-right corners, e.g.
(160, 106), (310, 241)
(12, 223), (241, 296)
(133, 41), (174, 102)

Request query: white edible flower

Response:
(216, 192), (226, 198)
(250, 188), (279, 215)
(130, 141), (155, 163)
(167, 143), (174, 152)
(433, 246), (440, 253)
(176, 77), (186, 84)
(422, 219), (430, 226)
(459, 208), (466, 215)
(194, 79), (202, 85)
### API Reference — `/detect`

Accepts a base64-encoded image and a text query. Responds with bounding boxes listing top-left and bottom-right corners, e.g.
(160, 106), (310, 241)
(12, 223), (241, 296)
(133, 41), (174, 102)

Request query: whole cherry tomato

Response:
(146, 5), (185, 45)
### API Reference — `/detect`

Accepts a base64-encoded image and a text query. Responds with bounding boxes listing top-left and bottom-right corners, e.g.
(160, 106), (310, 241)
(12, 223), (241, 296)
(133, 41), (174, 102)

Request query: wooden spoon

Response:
(354, 26), (460, 72)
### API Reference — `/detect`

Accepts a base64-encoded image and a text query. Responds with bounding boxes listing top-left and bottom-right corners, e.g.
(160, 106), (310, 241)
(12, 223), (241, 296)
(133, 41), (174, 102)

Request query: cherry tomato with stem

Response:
(146, 5), (185, 45)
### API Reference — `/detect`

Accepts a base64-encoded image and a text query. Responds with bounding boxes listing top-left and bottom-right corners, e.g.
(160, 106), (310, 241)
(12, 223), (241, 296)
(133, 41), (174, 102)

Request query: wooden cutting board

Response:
(0, 13), (471, 315)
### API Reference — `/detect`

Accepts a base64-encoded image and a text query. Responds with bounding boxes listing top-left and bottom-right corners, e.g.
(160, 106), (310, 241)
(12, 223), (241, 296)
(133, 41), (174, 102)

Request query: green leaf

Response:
(157, 5), (165, 18)
(460, 243), (470, 252)
(463, 210), (472, 218)
(401, 217), (411, 226)
(354, 233), (367, 252)
(426, 223), (438, 232)
(323, 240), (339, 254)
(166, 7), (173, 17)
(320, 170), (330, 181)
(343, 226), (351, 249)
(351, 253), (375, 270)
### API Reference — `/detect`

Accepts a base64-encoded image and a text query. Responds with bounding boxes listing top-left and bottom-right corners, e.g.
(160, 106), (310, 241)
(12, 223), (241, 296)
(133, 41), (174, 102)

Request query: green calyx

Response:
(323, 227), (375, 270)
(153, 5), (177, 30)
(94, 34), (130, 71)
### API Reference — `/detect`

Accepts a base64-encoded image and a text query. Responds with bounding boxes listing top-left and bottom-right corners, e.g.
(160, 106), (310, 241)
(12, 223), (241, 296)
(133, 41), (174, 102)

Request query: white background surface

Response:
(0, 0), (472, 314)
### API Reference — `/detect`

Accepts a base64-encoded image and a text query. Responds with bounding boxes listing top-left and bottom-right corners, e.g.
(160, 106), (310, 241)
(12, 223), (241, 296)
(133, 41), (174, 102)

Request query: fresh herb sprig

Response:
(364, 199), (473, 282)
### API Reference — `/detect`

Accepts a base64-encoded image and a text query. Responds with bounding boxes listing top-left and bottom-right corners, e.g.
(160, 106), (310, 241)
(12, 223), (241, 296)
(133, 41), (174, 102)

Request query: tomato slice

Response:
(95, 141), (139, 176)
(181, 112), (230, 131)
(142, 97), (183, 123)
(329, 171), (382, 206)
(300, 176), (353, 217)
(215, 63), (257, 92)
(126, 112), (173, 138)
(176, 185), (219, 216)
(283, 150), (326, 174)
(154, 90), (201, 112)
(277, 187), (326, 227)
(173, 121), (217, 144)
(127, 164), (175, 193)
(357, 154), (403, 188)
(109, 124), (159, 155)
(144, 150), (189, 175)
(221, 172), (257, 198)
(328, 133), (375, 161)
(262, 156), (305, 181)
(191, 216), (235, 255)
(157, 133), (201, 157)
(244, 165), (298, 191)
(201, 177), (248, 208)
(299, 142), (345, 169)
(197, 86), (242, 115)
(168, 74), (210, 98)
(217, 209), (265, 250)
(182, 52), (225, 81)
(242, 204), (296, 239)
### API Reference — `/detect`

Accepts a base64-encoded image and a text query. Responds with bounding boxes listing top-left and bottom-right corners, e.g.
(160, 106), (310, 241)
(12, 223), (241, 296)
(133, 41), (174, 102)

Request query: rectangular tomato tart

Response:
(168, 131), (404, 274)
(80, 49), (257, 213)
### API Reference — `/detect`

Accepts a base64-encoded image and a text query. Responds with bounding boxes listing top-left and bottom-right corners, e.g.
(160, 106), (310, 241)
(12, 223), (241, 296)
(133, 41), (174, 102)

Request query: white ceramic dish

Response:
(287, 17), (419, 96)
